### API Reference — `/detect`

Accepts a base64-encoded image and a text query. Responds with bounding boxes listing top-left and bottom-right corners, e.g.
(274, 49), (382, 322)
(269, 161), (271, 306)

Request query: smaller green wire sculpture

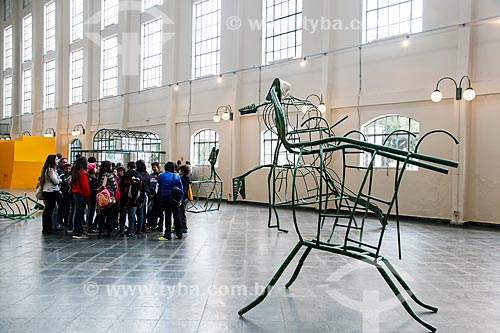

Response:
(0, 191), (44, 220)
(186, 147), (223, 213)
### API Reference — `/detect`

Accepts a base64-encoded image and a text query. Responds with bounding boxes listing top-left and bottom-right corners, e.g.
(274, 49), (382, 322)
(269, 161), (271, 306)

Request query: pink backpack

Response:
(96, 174), (115, 210)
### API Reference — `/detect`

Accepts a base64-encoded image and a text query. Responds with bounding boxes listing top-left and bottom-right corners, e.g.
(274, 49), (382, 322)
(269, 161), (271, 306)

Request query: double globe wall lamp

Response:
(72, 124), (86, 136)
(431, 76), (476, 103)
(43, 128), (56, 138)
(213, 105), (233, 123)
(301, 94), (327, 114)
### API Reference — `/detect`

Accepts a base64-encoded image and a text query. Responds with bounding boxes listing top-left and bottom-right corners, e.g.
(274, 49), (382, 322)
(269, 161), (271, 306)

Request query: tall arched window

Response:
(361, 115), (419, 168)
(261, 127), (298, 165)
(192, 129), (219, 166)
(69, 139), (82, 163)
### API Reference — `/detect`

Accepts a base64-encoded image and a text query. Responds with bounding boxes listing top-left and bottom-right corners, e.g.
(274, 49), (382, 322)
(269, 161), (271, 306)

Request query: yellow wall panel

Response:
(0, 136), (55, 189)
(14, 136), (56, 162)
(0, 141), (14, 188)
(10, 162), (46, 188)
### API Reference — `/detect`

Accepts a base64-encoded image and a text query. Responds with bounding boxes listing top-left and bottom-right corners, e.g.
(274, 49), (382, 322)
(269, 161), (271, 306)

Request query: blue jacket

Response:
(158, 171), (183, 198)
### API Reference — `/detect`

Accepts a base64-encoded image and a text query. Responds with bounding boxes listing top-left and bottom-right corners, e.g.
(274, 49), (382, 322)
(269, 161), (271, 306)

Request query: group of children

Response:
(37, 154), (192, 240)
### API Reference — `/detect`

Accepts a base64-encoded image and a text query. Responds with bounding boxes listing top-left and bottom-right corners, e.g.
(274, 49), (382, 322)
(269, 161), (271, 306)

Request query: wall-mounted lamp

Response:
(402, 35), (410, 47)
(213, 105), (233, 123)
(22, 131), (31, 136)
(71, 124), (86, 136)
(43, 128), (56, 138)
(431, 76), (476, 103)
(174, 83), (180, 92)
(301, 94), (327, 114)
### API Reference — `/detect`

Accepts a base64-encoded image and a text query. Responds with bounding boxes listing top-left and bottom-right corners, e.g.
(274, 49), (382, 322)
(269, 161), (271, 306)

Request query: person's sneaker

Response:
(72, 233), (88, 239)
(182, 229), (188, 234)
(126, 233), (134, 237)
(158, 236), (171, 241)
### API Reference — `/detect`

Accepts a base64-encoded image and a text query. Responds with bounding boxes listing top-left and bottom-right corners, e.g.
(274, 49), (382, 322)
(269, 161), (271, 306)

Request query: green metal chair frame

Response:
(0, 191), (44, 220)
(238, 79), (459, 332)
(187, 147), (223, 213)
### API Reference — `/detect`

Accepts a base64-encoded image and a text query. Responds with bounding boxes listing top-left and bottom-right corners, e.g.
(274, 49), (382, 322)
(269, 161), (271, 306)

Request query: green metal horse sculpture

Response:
(237, 78), (459, 332)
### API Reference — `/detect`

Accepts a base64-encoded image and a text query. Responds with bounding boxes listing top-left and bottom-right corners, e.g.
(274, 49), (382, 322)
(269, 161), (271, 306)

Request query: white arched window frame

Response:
(361, 115), (419, 170)
(191, 129), (219, 166)
(261, 127), (298, 165)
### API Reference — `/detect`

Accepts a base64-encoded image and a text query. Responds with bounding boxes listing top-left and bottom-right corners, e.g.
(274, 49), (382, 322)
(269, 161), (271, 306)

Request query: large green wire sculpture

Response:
(237, 78), (459, 332)
(186, 147), (223, 213)
(0, 191), (44, 220)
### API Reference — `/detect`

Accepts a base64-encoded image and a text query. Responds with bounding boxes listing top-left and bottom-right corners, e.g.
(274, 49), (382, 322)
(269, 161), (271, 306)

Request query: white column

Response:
(31, 0), (44, 135)
(55, 0), (69, 150)
(11, 0), (22, 137)
(451, 0), (473, 224)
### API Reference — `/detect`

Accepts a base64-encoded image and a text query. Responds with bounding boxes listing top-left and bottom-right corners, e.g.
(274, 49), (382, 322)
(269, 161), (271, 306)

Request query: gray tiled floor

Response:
(1, 201), (500, 332)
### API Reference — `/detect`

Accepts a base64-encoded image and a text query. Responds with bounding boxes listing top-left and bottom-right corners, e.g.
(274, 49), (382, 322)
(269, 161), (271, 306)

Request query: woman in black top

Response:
(135, 160), (150, 233)
(87, 163), (98, 233)
(94, 161), (117, 238)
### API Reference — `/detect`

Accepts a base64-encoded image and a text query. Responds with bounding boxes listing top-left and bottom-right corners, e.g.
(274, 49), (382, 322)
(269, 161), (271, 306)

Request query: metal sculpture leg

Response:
(238, 241), (303, 316)
(285, 246), (312, 288)
(381, 258), (438, 312)
(375, 264), (437, 332)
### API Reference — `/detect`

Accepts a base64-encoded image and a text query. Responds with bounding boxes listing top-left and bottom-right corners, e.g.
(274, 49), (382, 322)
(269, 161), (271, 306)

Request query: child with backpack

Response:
(94, 161), (117, 238)
(119, 162), (143, 237)
(59, 163), (72, 227)
(135, 160), (150, 234)
(86, 163), (98, 233)
(157, 161), (183, 241)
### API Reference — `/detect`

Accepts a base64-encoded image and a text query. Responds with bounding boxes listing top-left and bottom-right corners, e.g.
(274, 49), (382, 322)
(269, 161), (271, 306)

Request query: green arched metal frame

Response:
(237, 78), (460, 333)
(73, 128), (165, 164)
(68, 138), (82, 163)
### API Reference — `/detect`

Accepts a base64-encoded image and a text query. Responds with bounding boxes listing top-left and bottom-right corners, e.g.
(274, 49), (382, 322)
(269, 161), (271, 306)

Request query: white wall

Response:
(1, 0), (500, 224)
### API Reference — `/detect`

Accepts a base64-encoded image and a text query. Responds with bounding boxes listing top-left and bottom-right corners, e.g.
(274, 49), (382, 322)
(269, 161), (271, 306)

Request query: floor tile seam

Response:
(7, 304), (51, 322)
(59, 316), (117, 332)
